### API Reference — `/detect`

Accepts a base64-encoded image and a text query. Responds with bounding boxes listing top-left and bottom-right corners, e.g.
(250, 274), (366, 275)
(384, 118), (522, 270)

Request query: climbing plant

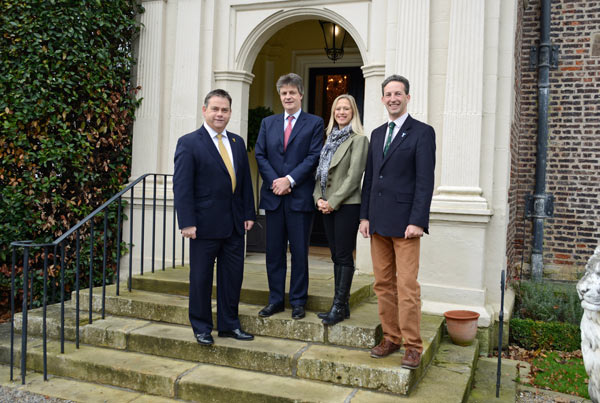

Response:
(0, 0), (144, 317)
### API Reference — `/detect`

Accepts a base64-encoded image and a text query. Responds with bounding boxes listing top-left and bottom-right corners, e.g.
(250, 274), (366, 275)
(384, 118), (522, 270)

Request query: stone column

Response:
(166, 0), (204, 174)
(386, 0), (430, 122)
(123, 0), (204, 276)
(214, 70), (255, 142)
(420, 0), (493, 325)
(130, 0), (166, 178)
(355, 64), (386, 274)
(432, 0), (488, 212)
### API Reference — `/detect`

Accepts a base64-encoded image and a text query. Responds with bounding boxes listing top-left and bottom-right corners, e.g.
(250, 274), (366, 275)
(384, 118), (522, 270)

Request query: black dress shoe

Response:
(258, 303), (284, 317)
(194, 332), (214, 345)
(291, 305), (305, 320)
(218, 328), (254, 341)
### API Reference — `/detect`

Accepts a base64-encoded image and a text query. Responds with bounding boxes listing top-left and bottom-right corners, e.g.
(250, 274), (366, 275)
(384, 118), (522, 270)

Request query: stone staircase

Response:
(1, 262), (480, 402)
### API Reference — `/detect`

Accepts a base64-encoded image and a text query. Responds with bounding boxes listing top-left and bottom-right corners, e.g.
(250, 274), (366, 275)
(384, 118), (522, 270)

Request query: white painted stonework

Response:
(125, 0), (519, 328)
(577, 246), (600, 403)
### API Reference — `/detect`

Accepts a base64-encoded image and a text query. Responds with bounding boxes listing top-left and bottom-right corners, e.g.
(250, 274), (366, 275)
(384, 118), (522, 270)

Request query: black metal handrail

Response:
(9, 173), (184, 384)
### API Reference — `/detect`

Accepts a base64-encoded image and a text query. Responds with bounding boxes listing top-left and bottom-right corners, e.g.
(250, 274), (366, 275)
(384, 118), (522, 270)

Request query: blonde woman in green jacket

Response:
(313, 94), (369, 326)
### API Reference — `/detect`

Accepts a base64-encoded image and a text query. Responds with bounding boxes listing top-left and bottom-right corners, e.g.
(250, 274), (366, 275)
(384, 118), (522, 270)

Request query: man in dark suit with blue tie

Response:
(174, 89), (256, 345)
(359, 75), (436, 369)
(255, 73), (324, 320)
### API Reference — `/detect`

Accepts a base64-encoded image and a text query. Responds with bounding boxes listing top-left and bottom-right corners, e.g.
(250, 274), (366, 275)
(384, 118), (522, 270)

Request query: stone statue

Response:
(577, 246), (600, 403)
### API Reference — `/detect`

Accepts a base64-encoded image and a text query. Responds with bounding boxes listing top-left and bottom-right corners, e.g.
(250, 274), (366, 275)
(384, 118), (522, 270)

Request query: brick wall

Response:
(507, 0), (600, 281)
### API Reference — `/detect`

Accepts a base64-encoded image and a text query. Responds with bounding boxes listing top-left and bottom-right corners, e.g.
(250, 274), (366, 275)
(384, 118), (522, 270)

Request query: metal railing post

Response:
(42, 247), (48, 379)
(21, 247), (29, 384)
(75, 230), (80, 349)
(10, 248), (16, 381)
(60, 242), (65, 354)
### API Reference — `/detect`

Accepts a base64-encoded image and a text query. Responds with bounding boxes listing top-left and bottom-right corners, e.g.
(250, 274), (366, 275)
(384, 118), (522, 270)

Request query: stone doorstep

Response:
(70, 285), (382, 348)
(351, 338), (480, 403)
(0, 364), (181, 403)
(1, 339), (358, 403)
(0, 331), (444, 403)
(128, 264), (375, 312)
(11, 310), (443, 394)
(297, 315), (444, 395)
(0, 331), (479, 403)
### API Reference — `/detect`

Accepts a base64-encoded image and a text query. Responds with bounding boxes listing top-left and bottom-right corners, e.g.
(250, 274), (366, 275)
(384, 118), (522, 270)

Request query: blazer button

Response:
(379, 175), (383, 179)
(378, 192), (382, 196)
(327, 184), (331, 188)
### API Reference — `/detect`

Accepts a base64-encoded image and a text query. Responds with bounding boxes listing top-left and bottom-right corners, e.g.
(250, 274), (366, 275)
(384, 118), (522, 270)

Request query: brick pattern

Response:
(506, 0), (526, 281)
(507, 0), (600, 280)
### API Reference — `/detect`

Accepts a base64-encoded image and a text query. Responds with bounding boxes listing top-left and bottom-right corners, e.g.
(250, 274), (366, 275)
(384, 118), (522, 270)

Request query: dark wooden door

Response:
(307, 66), (365, 247)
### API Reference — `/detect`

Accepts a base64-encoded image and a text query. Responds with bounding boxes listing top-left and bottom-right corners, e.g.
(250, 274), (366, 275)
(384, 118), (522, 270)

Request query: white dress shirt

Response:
(204, 122), (235, 172)
(283, 109), (302, 187)
(383, 112), (409, 152)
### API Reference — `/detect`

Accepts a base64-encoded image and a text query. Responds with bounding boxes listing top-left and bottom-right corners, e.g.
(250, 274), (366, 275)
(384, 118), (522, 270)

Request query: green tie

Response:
(217, 134), (236, 192)
(383, 121), (396, 156)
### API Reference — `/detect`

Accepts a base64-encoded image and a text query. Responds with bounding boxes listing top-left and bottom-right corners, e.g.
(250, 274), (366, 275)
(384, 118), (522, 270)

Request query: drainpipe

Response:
(526, 0), (558, 281)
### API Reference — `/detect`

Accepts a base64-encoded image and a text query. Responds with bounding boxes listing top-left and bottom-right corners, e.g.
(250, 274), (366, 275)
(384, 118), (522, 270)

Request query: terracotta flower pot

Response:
(444, 310), (480, 346)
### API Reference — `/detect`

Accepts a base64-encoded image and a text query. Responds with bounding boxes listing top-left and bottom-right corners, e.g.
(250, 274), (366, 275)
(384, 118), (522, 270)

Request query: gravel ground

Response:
(0, 386), (72, 403)
(517, 389), (590, 403)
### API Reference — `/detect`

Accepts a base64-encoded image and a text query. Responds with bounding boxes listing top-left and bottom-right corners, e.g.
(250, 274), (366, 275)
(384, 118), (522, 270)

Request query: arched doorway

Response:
(245, 19), (365, 251)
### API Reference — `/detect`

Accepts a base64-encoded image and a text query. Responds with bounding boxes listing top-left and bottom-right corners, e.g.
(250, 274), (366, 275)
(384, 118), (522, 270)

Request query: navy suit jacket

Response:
(173, 125), (256, 239)
(255, 111), (324, 212)
(360, 115), (436, 237)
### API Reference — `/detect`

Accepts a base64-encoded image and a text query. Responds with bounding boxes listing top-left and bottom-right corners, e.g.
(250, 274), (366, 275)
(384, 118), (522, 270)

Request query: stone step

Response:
(11, 307), (444, 395)
(71, 285), (381, 348)
(0, 364), (182, 403)
(352, 337), (480, 402)
(1, 327), (476, 402)
(0, 325), (377, 402)
(297, 315), (444, 395)
(129, 263), (374, 312)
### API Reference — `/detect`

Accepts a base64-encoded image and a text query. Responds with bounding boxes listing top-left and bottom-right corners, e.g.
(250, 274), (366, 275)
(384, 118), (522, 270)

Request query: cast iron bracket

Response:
(525, 193), (554, 219)
(529, 44), (559, 70)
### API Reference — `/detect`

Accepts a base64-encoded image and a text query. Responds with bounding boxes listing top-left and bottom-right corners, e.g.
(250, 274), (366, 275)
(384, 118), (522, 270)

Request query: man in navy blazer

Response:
(255, 73), (324, 320)
(359, 75), (436, 369)
(173, 89), (256, 345)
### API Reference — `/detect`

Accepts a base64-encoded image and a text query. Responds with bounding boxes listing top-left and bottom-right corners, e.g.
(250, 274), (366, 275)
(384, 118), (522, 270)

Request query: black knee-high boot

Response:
(322, 266), (354, 326)
(318, 264), (341, 319)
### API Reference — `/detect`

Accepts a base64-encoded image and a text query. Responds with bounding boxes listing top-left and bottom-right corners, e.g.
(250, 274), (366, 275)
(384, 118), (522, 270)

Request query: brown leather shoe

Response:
(370, 338), (401, 358)
(401, 348), (421, 369)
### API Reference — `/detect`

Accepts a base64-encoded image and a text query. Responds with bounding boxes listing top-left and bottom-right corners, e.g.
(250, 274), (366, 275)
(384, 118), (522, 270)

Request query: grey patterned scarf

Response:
(315, 124), (352, 198)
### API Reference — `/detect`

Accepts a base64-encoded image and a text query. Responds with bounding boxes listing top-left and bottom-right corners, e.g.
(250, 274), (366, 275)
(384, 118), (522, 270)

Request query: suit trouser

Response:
(370, 233), (422, 352)
(321, 204), (360, 267)
(265, 199), (313, 307)
(188, 233), (244, 334)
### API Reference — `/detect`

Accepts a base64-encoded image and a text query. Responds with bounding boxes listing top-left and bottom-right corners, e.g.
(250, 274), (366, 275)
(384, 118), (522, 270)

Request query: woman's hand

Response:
(317, 198), (331, 214)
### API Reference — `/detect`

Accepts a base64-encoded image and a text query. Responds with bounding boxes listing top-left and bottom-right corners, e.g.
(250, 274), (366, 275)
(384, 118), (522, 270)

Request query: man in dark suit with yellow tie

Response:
(359, 75), (436, 369)
(255, 73), (324, 320)
(174, 89), (256, 345)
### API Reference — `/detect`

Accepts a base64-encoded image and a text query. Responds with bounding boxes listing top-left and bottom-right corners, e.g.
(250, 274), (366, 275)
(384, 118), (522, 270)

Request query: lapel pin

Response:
(401, 132), (407, 138)
(232, 137), (236, 142)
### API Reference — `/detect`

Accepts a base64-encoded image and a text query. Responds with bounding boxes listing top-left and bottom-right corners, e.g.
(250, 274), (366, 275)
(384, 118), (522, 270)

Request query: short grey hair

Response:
(276, 73), (304, 96)
(381, 75), (410, 95)
(204, 89), (232, 108)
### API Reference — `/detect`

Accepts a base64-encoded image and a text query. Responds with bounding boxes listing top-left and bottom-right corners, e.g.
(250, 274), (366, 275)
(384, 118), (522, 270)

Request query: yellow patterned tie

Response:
(217, 133), (236, 192)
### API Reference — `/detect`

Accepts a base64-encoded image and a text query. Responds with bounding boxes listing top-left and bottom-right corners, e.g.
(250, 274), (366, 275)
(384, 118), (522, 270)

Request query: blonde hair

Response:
(325, 94), (364, 136)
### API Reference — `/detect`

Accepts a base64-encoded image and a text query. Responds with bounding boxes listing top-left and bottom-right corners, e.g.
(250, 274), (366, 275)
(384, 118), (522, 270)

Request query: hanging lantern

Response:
(319, 20), (347, 63)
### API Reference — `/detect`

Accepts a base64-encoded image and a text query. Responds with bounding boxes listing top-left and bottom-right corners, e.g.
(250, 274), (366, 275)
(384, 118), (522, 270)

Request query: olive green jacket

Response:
(313, 132), (369, 210)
